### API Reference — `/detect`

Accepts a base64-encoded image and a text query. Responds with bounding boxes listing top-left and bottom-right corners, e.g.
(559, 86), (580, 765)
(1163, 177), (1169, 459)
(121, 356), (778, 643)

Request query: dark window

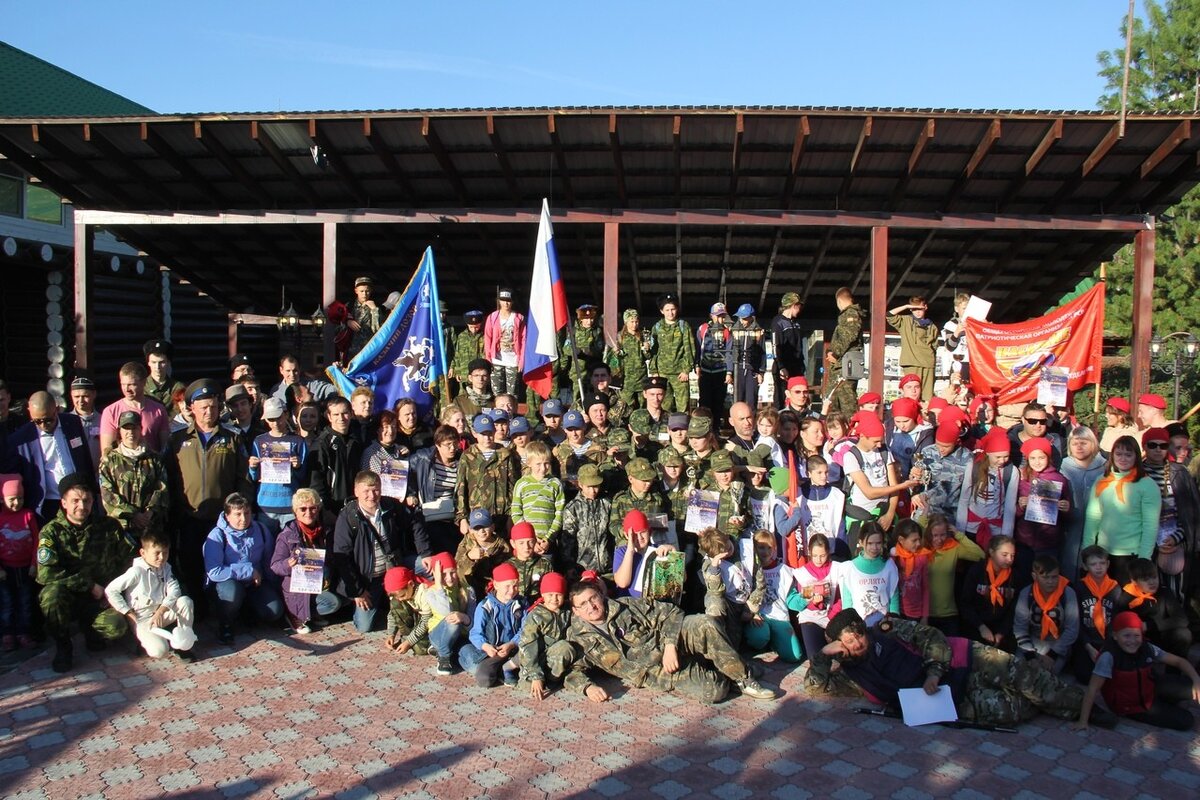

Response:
(0, 175), (21, 217)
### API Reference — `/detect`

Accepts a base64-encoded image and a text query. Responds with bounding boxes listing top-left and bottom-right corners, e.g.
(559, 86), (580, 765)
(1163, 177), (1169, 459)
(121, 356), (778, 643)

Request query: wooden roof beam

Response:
(32, 125), (139, 207)
(1026, 119), (1063, 176)
(673, 115), (682, 206)
(625, 232), (643, 311)
(250, 121), (320, 207)
(837, 116), (873, 209)
(728, 113), (744, 209)
(803, 228), (834, 302)
(1140, 119), (1191, 177)
(421, 116), (468, 204)
(1140, 150), (1200, 208)
(194, 122), (275, 207)
(890, 119), (935, 208)
(84, 125), (176, 208)
(1082, 122), (1122, 177)
(0, 130), (89, 204)
(780, 115), (811, 210)
(608, 114), (628, 207)
(484, 116), (522, 205)
(885, 230), (936, 304)
(848, 246), (872, 295)
(759, 228), (784, 310)
(140, 125), (226, 206)
(309, 119), (370, 206)
(362, 118), (416, 203)
(965, 119), (1001, 179)
(546, 114), (576, 207)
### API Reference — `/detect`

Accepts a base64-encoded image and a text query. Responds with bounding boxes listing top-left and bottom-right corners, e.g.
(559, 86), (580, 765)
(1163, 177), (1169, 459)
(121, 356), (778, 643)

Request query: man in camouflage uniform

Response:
(37, 474), (135, 672)
(455, 415), (519, 535)
(98, 411), (170, 542)
(143, 339), (185, 411)
(564, 581), (776, 703)
(553, 411), (606, 490)
(586, 366), (628, 431)
(449, 310), (486, 396)
(628, 410), (664, 464)
(809, 609), (1107, 728)
(599, 428), (634, 494)
(614, 309), (651, 411)
(453, 358), (495, 421)
(649, 293), (696, 414)
(559, 305), (605, 405)
(825, 287), (865, 419)
(608, 458), (670, 546)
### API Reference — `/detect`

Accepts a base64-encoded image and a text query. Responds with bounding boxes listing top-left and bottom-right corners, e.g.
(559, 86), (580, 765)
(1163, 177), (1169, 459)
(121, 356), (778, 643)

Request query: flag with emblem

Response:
(327, 246), (448, 421)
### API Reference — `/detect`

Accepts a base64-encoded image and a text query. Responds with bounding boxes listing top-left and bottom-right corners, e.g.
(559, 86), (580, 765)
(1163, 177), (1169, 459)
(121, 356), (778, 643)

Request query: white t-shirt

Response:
(845, 446), (892, 513)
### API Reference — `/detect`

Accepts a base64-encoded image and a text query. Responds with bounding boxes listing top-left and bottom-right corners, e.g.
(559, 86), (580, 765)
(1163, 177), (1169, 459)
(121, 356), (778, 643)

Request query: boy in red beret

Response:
(519, 572), (577, 700)
(460, 563), (525, 687)
(384, 566), (427, 655)
(506, 522), (552, 605)
(415, 552), (475, 676)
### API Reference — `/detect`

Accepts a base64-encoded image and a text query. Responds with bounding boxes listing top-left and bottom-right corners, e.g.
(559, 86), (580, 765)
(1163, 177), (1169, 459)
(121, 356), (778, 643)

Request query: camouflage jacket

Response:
(714, 481), (751, 537)
(98, 447), (170, 532)
(145, 376), (185, 410)
(454, 535), (513, 599)
(454, 445), (519, 523)
(560, 323), (604, 381)
(913, 443), (973, 518)
(564, 597), (686, 693)
(507, 555), (553, 605)
(608, 487), (670, 545)
(614, 330), (650, 390)
(36, 512), (135, 594)
(519, 604), (573, 681)
(450, 329), (485, 378)
(559, 494), (613, 575)
(649, 319), (696, 376)
(828, 303), (865, 362)
(553, 440), (606, 485)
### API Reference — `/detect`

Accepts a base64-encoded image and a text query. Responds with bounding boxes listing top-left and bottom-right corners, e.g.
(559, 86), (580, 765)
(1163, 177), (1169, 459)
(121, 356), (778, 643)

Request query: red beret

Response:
(890, 398), (921, 421)
(787, 376), (809, 390)
(939, 407), (969, 430)
(982, 429), (1011, 455)
(430, 552), (456, 572)
(540, 572), (567, 595)
(899, 373), (922, 388)
(1020, 436), (1052, 457)
(1106, 397), (1131, 414)
(623, 509), (649, 534)
(492, 563), (519, 583)
(383, 566), (416, 594)
(510, 522), (536, 541)
(1138, 393), (1167, 410)
(1112, 611), (1144, 633)
(1142, 427), (1170, 445)
(857, 415), (885, 438)
(935, 422), (961, 445)
(927, 397), (949, 412)
(857, 392), (882, 407)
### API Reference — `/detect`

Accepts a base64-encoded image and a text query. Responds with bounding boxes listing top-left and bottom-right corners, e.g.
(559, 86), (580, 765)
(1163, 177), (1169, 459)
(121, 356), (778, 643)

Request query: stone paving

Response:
(0, 625), (1198, 800)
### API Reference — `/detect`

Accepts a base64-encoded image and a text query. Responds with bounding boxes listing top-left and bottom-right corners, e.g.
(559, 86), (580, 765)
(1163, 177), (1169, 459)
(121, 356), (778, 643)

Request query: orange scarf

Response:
(893, 546), (933, 580)
(1082, 574), (1118, 637)
(1122, 581), (1156, 609)
(1094, 470), (1134, 503)
(1033, 575), (1069, 640)
(986, 560), (1011, 607)
(937, 537), (959, 553)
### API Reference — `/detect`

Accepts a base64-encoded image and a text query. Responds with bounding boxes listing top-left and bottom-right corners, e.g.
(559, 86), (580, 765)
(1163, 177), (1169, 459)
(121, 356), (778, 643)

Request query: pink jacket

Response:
(483, 311), (526, 370)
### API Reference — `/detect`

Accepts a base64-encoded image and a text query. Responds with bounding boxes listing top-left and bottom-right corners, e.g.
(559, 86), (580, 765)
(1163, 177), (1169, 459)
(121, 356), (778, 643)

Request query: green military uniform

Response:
(885, 312), (939, 402)
(658, 448), (691, 524)
(454, 445), (520, 526)
(601, 388), (630, 430)
(37, 511), (134, 644)
(560, 318), (604, 403)
(554, 439), (606, 488)
(450, 329), (485, 390)
(649, 316), (696, 413)
(630, 408), (669, 451)
(454, 535), (513, 599)
(388, 598), (429, 653)
(827, 301), (865, 418)
(452, 388), (494, 422)
(98, 447), (170, 541)
(709, 451), (751, 537)
(518, 604), (578, 686)
(614, 316), (650, 409)
(564, 596), (752, 704)
(506, 555), (553, 605)
(608, 460), (671, 545)
(145, 376), (185, 410)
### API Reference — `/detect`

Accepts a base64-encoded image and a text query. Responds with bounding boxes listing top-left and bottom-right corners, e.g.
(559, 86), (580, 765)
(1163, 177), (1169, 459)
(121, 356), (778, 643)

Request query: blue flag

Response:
(327, 246), (448, 422)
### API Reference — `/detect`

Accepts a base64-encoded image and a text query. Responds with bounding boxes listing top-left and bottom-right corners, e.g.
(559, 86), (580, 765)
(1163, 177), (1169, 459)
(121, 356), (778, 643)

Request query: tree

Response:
(1091, 1), (1200, 427)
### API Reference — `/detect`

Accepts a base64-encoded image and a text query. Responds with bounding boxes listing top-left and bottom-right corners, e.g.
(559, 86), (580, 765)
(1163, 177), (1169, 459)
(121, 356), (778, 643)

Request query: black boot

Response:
(51, 638), (73, 673)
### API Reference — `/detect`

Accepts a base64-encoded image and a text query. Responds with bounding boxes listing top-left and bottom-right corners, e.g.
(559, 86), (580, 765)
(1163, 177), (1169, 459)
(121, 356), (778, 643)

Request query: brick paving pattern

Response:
(1, 627), (1198, 799)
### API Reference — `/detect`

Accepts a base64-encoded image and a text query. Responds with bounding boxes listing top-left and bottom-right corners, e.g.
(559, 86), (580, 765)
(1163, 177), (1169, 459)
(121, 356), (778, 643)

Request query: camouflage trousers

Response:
(958, 641), (1084, 726)
(40, 583), (127, 642)
(660, 376), (691, 414)
(519, 640), (580, 688)
(639, 614), (748, 704)
(618, 385), (644, 412)
(827, 378), (859, 419)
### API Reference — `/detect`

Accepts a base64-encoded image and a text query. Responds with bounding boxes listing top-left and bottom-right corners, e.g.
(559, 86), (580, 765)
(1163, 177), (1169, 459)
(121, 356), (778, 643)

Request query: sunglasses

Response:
(1023, 418), (1048, 426)
(30, 417), (55, 427)
(1144, 442), (1169, 450)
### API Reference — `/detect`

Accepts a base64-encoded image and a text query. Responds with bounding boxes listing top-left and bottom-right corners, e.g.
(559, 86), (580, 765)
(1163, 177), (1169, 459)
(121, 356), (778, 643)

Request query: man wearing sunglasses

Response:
(5, 391), (96, 524)
(1006, 402), (1063, 468)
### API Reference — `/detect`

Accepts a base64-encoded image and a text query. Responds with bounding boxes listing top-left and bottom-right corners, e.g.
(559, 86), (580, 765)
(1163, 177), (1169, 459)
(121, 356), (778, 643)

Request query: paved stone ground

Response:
(1, 624), (1198, 800)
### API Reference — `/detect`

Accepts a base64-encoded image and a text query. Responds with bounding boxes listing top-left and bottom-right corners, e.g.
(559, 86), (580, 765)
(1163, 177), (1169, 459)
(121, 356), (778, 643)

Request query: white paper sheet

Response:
(963, 295), (992, 322)
(897, 685), (958, 727)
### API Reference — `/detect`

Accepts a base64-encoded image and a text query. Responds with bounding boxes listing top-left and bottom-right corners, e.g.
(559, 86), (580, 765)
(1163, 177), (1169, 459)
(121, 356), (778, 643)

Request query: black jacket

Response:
(771, 314), (807, 376)
(330, 497), (429, 598)
(310, 428), (363, 510)
(5, 415), (96, 515)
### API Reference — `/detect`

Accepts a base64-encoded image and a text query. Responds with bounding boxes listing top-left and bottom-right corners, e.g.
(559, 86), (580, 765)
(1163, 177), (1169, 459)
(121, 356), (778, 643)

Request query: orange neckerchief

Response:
(1094, 469), (1134, 503)
(1122, 581), (1156, 609)
(1082, 574), (1119, 637)
(893, 546), (933, 580)
(1033, 575), (1070, 640)
(937, 537), (960, 553)
(986, 560), (1011, 607)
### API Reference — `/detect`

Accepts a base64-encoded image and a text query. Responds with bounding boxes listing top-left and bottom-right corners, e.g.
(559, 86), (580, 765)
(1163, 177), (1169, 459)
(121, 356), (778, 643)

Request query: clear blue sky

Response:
(4, 1), (1143, 113)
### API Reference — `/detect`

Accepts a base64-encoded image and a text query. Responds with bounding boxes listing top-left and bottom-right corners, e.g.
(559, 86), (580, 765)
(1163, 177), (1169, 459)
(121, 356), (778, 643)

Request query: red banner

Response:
(966, 283), (1105, 406)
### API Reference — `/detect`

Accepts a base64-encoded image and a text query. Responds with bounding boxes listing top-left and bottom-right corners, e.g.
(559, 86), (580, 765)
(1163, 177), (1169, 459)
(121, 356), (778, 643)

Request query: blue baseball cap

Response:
(541, 398), (565, 417)
(735, 303), (755, 319)
(472, 414), (496, 434)
(509, 417), (531, 435)
(468, 508), (493, 528)
(563, 410), (585, 430)
(489, 408), (510, 422)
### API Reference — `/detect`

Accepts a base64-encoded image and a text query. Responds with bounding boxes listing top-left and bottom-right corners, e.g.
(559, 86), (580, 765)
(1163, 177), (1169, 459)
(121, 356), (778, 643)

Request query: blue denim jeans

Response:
(350, 577), (388, 633)
(0, 565), (35, 636)
(429, 619), (466, 658)
(211, 580), (284, 626)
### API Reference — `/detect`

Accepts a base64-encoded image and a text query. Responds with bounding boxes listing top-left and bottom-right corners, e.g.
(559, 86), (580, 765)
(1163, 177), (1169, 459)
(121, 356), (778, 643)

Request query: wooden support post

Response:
(227, 314), (239, 358)
(869, 226), (888, 399)
(73, 222), (91, 370)
(603, 222), (619, 345)
(1130, 226), (1156, 401)
(323, 222), (338, 366)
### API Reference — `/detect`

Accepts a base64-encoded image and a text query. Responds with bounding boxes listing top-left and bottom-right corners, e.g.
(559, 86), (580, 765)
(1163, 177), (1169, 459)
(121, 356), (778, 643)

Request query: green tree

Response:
(1090, 0), (1200, 426)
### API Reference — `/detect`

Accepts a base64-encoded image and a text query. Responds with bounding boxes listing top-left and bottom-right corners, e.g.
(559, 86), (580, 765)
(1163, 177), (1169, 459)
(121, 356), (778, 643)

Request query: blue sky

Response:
(5, 1), (1141, 113)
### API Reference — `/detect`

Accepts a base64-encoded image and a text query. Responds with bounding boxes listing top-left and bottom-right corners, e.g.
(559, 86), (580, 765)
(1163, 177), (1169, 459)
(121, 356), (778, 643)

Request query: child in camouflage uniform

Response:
(649, 293), (695, 413)
(557, 465), (613, 579)
(506, 523), (553, 606)
(519, 572), (578, 700)
(384, 566), (429, 655)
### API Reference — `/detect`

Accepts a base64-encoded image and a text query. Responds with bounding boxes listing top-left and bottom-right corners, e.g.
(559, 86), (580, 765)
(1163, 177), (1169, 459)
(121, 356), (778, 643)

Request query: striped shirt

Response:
(510, 475), (566, 539)
(432, 461), (458, 499)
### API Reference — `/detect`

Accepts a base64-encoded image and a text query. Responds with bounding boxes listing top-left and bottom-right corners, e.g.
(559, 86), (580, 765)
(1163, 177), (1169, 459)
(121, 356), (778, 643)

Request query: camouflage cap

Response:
(628, 409), (653, 435)
(625, 457), (656, 481)
(623, 308), (639, 322)
(686, 415), (712, 439)
(780, 291), (802, 308)
(746, 443), (774, 471)
(577, 463), (605, 487)
(607, 428), (632, 448)
(709, 450), (734, 472)
(659, 448), (685, 467)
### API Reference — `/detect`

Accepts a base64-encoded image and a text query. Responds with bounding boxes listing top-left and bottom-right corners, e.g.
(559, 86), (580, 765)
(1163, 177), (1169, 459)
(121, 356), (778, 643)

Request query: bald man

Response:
(5, 391), (96, 522)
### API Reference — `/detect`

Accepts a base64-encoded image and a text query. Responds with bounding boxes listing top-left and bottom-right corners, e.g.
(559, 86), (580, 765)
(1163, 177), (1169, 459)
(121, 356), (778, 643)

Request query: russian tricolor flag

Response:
(523, 198), (570, 400)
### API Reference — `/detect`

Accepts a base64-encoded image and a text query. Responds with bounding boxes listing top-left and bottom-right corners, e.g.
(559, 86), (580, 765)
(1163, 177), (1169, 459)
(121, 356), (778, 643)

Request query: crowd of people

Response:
(0, 282), (1198, 731)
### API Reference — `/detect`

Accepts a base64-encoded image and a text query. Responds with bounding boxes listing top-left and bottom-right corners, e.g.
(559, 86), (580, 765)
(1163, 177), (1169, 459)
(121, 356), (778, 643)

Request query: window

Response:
(0, 175), (20, 217)
(25, 183), (62, 225)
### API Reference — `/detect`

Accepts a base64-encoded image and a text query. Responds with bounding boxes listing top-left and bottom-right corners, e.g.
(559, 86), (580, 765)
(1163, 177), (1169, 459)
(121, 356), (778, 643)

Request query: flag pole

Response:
(564, 315), (585, 404)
